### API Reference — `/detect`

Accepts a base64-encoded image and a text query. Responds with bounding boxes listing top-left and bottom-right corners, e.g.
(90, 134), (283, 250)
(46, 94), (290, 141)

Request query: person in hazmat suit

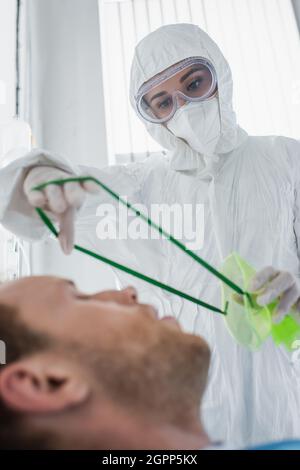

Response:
(1, 24), (300, 447)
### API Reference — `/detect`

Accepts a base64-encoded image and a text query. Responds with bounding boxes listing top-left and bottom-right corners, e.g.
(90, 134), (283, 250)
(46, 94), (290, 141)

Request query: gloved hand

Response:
(249, 267), (300, 323)
(23, 166), (100, 254)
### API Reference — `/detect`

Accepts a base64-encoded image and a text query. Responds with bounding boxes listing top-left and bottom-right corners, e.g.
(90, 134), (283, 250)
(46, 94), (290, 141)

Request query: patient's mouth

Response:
(160, 315), (182, 329)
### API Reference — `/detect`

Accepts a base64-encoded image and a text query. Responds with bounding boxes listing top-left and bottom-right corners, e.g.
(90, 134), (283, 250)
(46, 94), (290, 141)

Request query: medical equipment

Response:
(221, 253), (300, 351)
(166, 97), (221, 155)
(33, 176), (300, 351)
(135, 57), (217, 124)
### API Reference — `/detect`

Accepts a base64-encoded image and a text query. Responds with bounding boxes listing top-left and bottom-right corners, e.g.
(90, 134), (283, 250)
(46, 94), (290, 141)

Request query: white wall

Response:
(26, 0), (116, 292)
(0, 0), (16, 123)
(26, 0), (108, 166)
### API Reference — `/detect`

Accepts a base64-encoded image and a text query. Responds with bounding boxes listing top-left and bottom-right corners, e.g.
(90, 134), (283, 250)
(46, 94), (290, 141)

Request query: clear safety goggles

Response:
(135, 57), (218, 124)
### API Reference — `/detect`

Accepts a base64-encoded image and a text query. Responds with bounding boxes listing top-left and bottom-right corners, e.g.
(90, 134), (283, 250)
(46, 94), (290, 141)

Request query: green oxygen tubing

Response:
(32, 176), (300, 351)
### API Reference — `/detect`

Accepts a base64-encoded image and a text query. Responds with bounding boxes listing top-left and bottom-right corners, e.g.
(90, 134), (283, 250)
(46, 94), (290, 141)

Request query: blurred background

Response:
(0, 0), (300, 292)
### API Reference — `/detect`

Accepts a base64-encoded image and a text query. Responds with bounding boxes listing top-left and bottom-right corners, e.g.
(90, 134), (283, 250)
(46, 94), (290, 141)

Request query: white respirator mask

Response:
(166, 97), (221, 156)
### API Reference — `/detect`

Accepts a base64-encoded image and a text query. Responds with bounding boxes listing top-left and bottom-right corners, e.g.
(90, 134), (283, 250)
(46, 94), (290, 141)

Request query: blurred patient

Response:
(0, 277), (211, 450)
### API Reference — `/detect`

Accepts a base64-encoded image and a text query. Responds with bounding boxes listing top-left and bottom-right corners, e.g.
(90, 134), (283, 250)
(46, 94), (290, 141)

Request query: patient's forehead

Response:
(0, 276), (67, 303)
(0, 276), (82, 330)
(0, 275), (59, 291)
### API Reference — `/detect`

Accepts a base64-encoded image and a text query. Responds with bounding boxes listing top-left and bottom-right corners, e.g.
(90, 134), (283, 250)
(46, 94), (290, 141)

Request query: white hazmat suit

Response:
(1, 24), (300, 446)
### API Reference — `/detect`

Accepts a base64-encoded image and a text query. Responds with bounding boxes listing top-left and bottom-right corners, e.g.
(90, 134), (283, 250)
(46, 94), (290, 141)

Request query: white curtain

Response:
(100, 0), (300, 163)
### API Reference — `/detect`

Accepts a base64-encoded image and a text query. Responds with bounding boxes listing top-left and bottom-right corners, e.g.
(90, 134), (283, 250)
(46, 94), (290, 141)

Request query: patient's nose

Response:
(122, 286), (138, 303)
(90, 286), (138, 304)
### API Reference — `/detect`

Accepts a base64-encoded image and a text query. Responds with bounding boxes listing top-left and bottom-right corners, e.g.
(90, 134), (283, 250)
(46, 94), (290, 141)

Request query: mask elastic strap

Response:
(33, 176), (252, 315)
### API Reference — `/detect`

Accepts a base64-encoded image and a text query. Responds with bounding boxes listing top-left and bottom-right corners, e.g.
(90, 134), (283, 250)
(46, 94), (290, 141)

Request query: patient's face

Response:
(0, 276), (210, 425)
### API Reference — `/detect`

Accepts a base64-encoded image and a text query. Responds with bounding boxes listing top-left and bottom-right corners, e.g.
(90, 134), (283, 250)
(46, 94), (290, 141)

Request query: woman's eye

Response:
(157, 97), (172, 109)
(187, 78), (203, 91)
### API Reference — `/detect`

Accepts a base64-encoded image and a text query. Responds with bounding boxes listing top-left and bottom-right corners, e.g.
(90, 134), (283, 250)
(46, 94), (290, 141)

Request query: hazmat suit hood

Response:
(130, 23), (248, 171)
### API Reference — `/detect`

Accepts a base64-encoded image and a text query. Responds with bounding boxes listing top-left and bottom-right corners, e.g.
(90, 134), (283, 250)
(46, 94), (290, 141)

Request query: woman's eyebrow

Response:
(149, 91), (167, 103)
(180, 66), (205, 83)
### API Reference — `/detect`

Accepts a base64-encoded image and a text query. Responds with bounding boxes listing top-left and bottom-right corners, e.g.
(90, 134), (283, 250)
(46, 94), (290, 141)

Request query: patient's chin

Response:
(152, 326), (211, 405)
(77, 320), (210, 421)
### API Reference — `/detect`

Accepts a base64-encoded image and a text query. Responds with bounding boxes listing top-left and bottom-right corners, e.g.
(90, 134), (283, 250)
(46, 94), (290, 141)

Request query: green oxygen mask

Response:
(221, 252), (300, 351)
(32, 176), (300, 351)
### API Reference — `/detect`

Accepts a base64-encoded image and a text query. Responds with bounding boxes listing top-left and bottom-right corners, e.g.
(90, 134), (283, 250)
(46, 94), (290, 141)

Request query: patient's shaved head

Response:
(0, 276), (210, 449)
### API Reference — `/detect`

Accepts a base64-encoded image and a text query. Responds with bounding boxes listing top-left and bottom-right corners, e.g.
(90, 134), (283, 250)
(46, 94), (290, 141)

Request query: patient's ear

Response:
(0, 354), (89, 413)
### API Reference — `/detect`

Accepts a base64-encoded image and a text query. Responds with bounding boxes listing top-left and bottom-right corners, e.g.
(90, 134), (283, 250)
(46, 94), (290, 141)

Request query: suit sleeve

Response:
(0, 148), (145, 241)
